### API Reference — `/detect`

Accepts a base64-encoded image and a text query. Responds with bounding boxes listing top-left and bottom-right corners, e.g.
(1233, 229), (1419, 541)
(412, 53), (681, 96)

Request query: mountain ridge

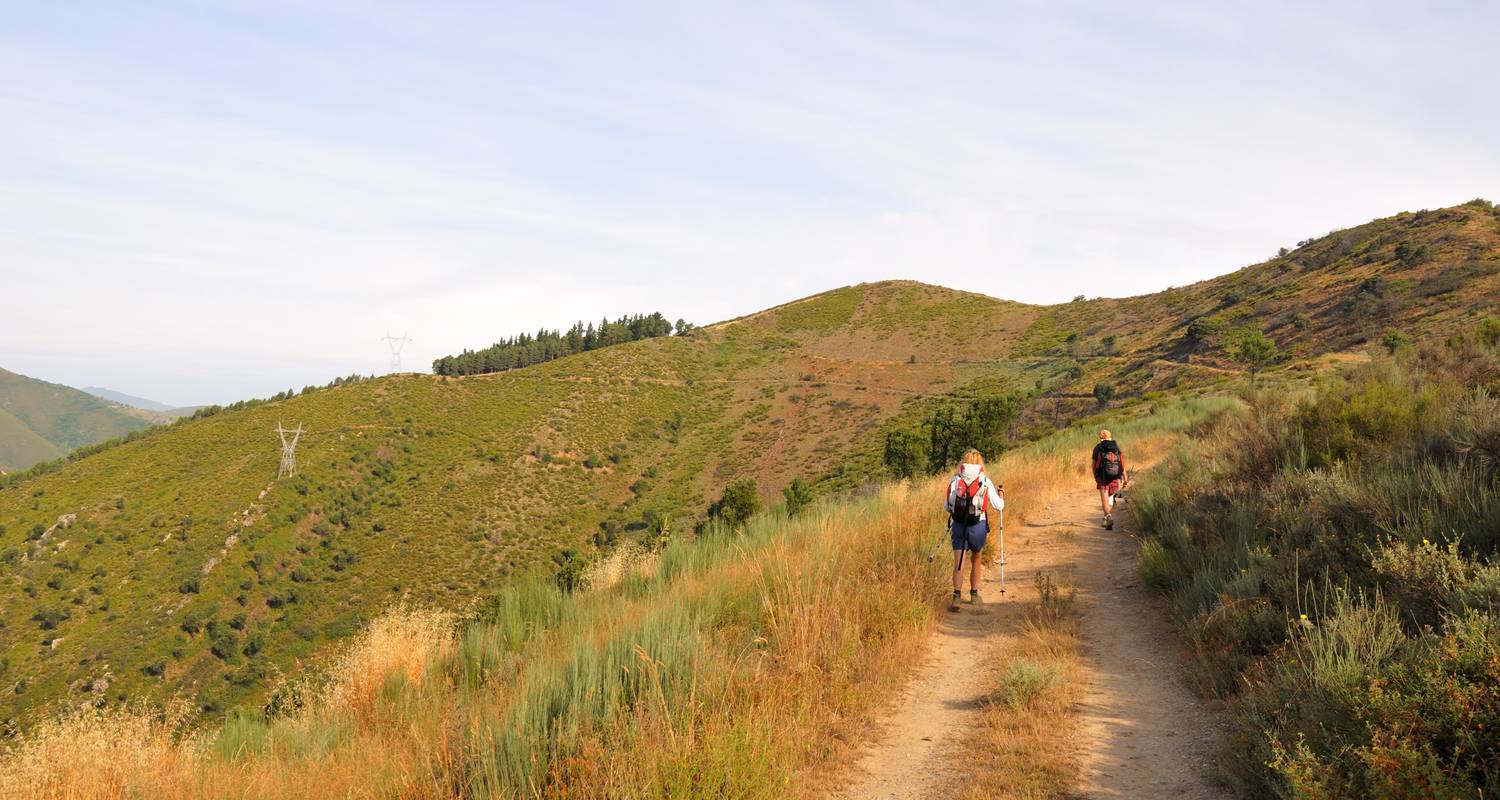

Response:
(0, 200), (1496, 728)
(82, 387), (178, 413)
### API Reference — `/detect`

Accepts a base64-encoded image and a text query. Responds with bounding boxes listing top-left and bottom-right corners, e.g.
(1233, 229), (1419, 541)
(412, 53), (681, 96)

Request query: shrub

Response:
(1370, 539), (1468, 628)
(554, 550), (587, 593)
(179, 611), (204, 636)
(883, 429), (926, 479)
(1381, 328), (1410, 354)
(211, 631), (241, 662)
(1231, 325), (1279, 376)
(1138, 539), (1175, 592)
(1136, 337), (1500, 796)
(1479, 317), (1500, 348)
(995, 657), (1058, 710)
(782, 477), (814, 517)
(707, 478), (761, 529)
(31, 607), (68, 630)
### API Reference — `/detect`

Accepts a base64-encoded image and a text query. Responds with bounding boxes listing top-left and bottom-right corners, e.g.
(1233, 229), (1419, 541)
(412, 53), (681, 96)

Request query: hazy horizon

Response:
(5, 2), (1498, 405)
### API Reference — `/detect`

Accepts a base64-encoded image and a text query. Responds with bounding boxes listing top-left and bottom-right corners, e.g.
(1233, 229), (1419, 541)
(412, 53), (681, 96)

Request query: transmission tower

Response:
(276, 421), (303, 479)
(381, 331), (412, 373)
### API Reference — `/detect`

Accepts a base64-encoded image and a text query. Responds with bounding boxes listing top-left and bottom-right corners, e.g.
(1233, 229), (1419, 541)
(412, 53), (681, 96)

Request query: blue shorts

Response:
(950, 519), (989, 553)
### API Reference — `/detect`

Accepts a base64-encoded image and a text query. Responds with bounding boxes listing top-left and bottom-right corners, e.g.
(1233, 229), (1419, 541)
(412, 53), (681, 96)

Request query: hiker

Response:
(1092, 430), (1127, 529)
(945, 449), (1004, 610)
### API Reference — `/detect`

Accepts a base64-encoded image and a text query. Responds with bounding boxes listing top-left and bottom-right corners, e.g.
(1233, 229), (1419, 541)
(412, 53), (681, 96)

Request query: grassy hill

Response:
(0, 408), (62, 474)
(0, 369), (152, 472)
(0, 200), (1496, 731)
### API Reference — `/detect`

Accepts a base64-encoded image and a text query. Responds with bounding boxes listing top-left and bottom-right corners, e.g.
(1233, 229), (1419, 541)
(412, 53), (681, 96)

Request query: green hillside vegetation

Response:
(0, 369), (151, 472)
(0, 408), (63, 474)
(0, 201), (1496, 734)
(1134, 319), (1500, 797)
(0, 395), (1229, 800)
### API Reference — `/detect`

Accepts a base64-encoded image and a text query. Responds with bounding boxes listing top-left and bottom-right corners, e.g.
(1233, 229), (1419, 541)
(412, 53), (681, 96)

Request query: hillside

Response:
(0, 369), (152, 472)
(0, 200), (1496, 729)
(0, 407), (62, 473)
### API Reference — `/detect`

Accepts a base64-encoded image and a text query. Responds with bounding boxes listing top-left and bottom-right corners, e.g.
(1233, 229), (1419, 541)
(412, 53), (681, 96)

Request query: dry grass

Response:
(0, 702), (197, 800)
(959, 571), (1086, 800)
(0, 609), (465, 800)
(0, 485), (943, 800)
(0, 397), (1227, 799)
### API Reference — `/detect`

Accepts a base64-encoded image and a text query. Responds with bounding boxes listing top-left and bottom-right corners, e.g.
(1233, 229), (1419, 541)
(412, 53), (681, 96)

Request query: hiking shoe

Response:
(967, 590), (981, 605)
(949, 591), (962, 611)
(1105, 513), (1115, 531)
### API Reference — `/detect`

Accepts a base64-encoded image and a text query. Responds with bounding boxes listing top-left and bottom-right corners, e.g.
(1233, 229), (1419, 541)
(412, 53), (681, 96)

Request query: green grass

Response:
(772, 286), (860, 332)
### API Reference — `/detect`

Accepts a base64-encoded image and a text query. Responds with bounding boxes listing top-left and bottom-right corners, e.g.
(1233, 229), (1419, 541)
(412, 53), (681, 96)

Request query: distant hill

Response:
(0, 406), (63, 472)
(0, 369), (152, 471)
(83, 387), (177, 413)
(0, 200), (1496, 728)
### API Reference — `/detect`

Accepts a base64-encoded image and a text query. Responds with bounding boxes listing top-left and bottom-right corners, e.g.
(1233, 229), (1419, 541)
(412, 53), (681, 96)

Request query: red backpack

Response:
(952, 477), (987, 525)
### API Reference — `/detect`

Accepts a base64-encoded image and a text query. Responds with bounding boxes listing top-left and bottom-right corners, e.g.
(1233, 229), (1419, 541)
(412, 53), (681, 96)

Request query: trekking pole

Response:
(927, 519), (949, 563)
(997, 506), (1006, 595)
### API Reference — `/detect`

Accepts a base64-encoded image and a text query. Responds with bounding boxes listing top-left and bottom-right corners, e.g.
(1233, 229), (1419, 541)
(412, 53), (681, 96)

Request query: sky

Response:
(3, 1), (1497, 405)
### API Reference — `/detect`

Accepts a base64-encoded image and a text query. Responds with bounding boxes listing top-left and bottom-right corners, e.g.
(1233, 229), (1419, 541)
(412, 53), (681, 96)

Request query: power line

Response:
(276, 421), (303, 478)
(380, 331), (412, 373)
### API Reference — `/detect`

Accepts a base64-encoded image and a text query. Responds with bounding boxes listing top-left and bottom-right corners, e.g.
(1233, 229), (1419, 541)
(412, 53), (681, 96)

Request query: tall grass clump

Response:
(1134, 322), (1500, 798)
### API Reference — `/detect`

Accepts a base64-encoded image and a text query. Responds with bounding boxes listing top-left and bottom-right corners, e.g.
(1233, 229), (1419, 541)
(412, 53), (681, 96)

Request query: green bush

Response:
(1136, 335), (1500, 796)
(994, 657), (1058, 710)
(706, 478), (760, 530)
(781, 477), (814, 517)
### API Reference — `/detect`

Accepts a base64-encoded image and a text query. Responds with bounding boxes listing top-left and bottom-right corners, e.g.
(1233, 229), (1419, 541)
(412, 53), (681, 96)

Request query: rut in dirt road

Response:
(832, 487), (1228, 800)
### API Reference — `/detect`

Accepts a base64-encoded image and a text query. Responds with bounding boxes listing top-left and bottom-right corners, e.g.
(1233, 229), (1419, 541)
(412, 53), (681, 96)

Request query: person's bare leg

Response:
(969, 554), (982, 592)
(951, 549), (965, 592)
(1099, 486), (1112, 516)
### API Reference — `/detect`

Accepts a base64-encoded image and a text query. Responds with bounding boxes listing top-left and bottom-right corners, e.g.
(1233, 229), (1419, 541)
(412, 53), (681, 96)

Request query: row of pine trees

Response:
(431, 312), (691, 376)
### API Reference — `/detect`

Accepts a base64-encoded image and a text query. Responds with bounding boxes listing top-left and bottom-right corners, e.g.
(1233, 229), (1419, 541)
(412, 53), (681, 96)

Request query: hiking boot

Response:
(1105, 513), (1115, 530)
(949, 590), (961, 611)
(967, 589), (981, 605)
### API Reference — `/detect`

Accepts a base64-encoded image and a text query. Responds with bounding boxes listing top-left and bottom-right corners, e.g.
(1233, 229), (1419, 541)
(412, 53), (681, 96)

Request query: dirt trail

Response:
(833, 487), (1228, 800)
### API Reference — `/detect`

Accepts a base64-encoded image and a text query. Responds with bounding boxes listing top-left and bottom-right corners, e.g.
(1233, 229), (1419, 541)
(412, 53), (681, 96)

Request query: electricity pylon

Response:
(276, 421), (303, 479)
(381, 332), (412, 373)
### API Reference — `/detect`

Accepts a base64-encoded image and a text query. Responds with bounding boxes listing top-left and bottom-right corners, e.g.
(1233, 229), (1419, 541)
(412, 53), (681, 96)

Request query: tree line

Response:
(432, 313), (692, 376)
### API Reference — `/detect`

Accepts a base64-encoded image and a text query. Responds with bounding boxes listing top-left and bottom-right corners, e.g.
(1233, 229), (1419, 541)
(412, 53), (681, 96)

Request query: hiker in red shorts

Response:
(1091, 430), (1127, 530)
